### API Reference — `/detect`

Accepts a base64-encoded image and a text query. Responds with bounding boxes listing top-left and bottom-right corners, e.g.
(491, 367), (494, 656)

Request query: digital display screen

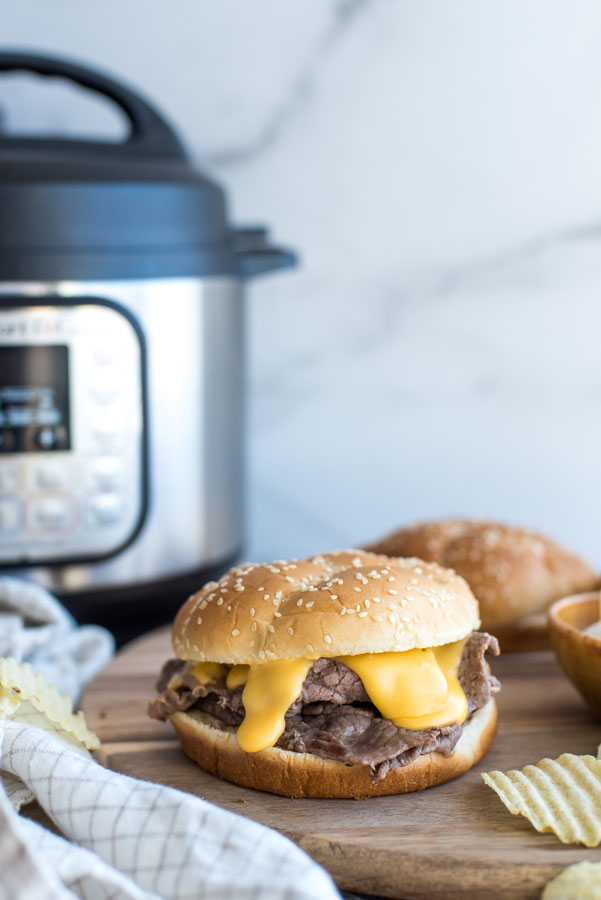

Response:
(0, 346), (71, 453)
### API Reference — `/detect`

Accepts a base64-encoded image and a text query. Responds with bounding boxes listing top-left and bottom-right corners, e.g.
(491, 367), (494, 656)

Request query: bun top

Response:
(365, 520), (597, 628)
(173, 550), (480, 663)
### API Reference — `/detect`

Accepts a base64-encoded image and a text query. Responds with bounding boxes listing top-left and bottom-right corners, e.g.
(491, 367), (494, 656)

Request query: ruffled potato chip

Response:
(543, 861), (601, 899)
(0, 657), (99, 750)
(483, 753), (601, 847)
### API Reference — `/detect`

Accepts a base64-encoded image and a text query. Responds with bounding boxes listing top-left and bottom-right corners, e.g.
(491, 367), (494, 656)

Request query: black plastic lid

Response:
(0, 52), (297, 281)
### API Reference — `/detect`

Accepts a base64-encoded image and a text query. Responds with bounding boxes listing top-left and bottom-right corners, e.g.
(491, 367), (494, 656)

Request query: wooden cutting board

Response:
(81, 627), (601, 900)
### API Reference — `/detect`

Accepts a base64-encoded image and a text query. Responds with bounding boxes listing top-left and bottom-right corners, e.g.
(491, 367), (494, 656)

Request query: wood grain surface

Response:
(81, 627), (601, 900)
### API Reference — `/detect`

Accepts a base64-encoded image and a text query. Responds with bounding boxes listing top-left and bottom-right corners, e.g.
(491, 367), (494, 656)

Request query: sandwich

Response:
(148, 550), (499, 798)
(365, 521), (597, 652)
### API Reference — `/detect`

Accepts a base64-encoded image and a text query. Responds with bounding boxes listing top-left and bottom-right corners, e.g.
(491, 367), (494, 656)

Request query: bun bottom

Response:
(489, 612), (550, 653)
(170, 699), (498, 799)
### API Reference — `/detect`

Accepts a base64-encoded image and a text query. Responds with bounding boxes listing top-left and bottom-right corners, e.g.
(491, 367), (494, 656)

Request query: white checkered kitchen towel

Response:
(0, 577), (340, 900)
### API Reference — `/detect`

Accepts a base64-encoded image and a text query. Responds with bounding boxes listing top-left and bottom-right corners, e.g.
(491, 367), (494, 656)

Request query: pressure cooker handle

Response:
(234, 227), (298, 279)
(0, 51), (185, 159)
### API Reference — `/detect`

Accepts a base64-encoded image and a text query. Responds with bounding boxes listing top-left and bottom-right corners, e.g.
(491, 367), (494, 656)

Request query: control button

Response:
(33, 425), (68, 451)
(86, 493), (124, 526)
(87, 456), (124, 491)
(0, 497), (21, 534)
(33, 461), (70, 490)
(0, 429), (16, 452)
(93, 345), (115, 366)
(89, 379), (120, 404)
(0, 462), (18, 493)
(28, 496), (74, 530)
(93, 414), (123, 447)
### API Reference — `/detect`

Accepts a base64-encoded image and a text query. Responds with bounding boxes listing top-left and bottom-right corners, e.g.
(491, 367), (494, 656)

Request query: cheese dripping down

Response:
(181, 640), (467, 753)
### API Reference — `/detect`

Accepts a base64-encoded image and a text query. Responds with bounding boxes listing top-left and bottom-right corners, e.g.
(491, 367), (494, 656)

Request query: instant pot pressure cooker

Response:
(0, 52), (296, 632)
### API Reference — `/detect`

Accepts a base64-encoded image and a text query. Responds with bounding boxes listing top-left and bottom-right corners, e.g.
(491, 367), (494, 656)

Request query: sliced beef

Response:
(458, 631), (500, 714)
(148, 630), (499, 781)
(155, 657), (185, 692)
(290, 657), (369, 712)
(279, 702), (462, 779)
(148, 668), (244, 722)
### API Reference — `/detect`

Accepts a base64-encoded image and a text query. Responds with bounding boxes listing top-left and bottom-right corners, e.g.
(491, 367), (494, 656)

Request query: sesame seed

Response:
(365, 599), (370, 608)
(276, 591), (283, 599)
(272, 598), (279, 606)
(250, 607), (255, 616)
(388, 615), (395, 624)
(258, 587), (264, 591)
(388, 589), (398, 596)
(251, 622), (257, 632)
(287, 626), (294, 636)
(340, 607), (347, 615)
(274, 611), (282, 618)
(268, 624), (275, 632)
(354, 587), (361, 593)
(217, 597), (224, 606)
(306, 644), (314, 654)
(226, 605), (232, 612)
(249, 640), (255, 647)
(330, 594), (338, 600)
(388, 576), (395, 582)
(259, 650), (266, 659)
(373, 597), (381, 603)
(324, 635), (332, 644)
(196, 617), (202, 625)
(234, 585), (245, 592)
(232, 628), (240, 636)
(374, 615), (383, 622)
(285, 576), (295, 583)
(200, 600), (207, 610)
(297, 598), (304, 606)
(305, 601), (314, 608)
(358, 611), (368, 618)
(263, 594), (270, 600)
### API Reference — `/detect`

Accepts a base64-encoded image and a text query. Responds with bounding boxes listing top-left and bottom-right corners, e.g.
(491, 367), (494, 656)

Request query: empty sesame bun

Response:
(169, 698), (497, 798)
(172, 550), (480, 663)
(365, 521), (597, 648)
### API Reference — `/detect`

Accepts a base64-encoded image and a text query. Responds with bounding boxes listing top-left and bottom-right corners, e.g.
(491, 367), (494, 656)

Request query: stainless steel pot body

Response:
(0, 276), (244, 595)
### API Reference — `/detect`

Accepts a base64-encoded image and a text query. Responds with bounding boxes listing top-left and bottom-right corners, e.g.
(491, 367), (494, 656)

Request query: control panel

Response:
(0, 300), (146, 565)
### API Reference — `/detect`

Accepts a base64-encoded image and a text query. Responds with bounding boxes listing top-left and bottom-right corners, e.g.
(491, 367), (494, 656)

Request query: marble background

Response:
(2, 1), (601, 566)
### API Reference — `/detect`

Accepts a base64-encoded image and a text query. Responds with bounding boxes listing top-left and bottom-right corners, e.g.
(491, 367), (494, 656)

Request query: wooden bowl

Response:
(548, 592), (601, 717)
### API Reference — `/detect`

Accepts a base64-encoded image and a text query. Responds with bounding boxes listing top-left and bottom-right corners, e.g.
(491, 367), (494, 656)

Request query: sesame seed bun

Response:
(365, 521), (597, 649)
(172, 550), (480, 663)
(169, 698), (497, 799)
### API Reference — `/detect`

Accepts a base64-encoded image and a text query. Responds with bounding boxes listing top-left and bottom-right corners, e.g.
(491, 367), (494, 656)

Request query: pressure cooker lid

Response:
(0, 53), (295, 281)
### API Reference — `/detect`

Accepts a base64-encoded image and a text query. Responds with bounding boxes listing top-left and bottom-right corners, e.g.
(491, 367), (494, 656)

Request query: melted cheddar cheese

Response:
(236, 658), (313, 752)
(339, 640), (467, 729)
(184, 640), (468, 753)
(226, 664), (250, 690)
(190, 661), (228, 684)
